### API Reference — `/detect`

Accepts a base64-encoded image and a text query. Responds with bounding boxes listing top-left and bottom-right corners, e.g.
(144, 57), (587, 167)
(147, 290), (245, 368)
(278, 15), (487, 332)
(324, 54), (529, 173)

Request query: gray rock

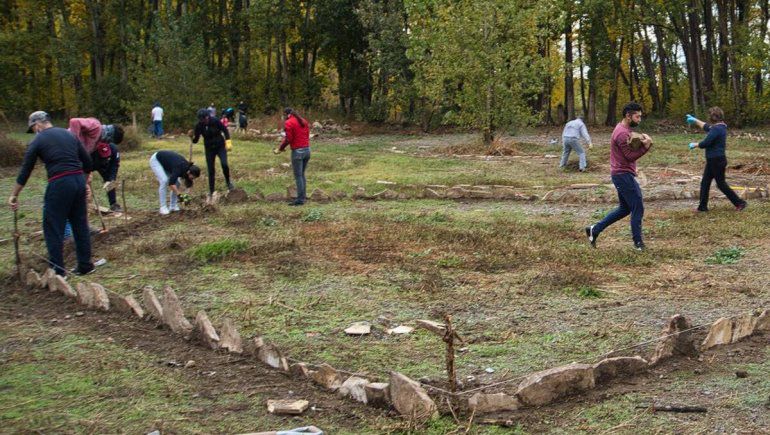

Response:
(701, 317), (734, 350)
(257, 343), (289, 371)
(593, 356), (649, 384)
(338, 376), (370, 403)
(389, 372), (438, 424)
(52, 275), (77, 298)
(161, 286), (192, 334)
(289, 362), (313, 379)
(756, 310), (769, 332)
(25, 269), (42, 288)
(468, 392), (520, 414)
(266, 399), (309, 415)
(312, 364), (343, 391)
(344, 321), (371, 335)
(731, 314), (757, 342)
(142, 286), (163, 320)
(192, 311), (220, 350)
(219, 318), (243, 353)
(515, 363), (595, 406)
(41, 268), (57, 290)
(650, 314), (698, 365)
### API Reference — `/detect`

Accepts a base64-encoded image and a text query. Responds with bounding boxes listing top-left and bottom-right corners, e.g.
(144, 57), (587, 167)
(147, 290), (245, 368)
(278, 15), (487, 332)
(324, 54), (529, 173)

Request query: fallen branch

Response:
(636, 404), (707, 413)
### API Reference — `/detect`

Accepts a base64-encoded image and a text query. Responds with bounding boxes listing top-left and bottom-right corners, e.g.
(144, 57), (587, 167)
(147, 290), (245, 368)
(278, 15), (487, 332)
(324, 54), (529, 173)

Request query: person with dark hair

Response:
(686, 107), (747, 212)
(192, 108), (234, 198)
(149, 150), (201, 215)
(151, 102), (164, 138)
(586, 102), (653, 251)
(274, 107), (310, 206)
(8, 111), (94, 276)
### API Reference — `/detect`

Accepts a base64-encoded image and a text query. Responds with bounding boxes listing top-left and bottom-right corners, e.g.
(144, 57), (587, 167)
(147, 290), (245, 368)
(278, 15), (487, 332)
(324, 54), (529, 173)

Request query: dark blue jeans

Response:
(43, 174), (92, 275)
(153, 120), (163, 137)
(593, 173), (644, 244)
(291, 147), (311, 202)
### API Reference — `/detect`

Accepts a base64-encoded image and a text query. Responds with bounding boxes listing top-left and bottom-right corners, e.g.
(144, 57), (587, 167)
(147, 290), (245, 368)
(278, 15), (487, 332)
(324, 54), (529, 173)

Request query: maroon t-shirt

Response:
(610, 123), (650, 176)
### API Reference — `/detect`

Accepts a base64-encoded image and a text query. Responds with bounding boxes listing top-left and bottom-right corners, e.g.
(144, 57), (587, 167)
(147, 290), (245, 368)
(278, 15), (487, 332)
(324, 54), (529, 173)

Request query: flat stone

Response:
(372, 189), (399, 200)
(266, 399), (309, 415)
(445, 187), (468, 199)
(224, 188), (249, 203)
(142, 286), (163, 320)
(107, 291), (144, 318)
(515, 363), (595, 407)
(312, 364), (344, 391)
(219, 318), (243, 353)
(89, 283), (110, 311)
(649, 314), (699, 365)
(338, 376), (370, 403)
(386, 325), (414, 335)
(25, 269), (42, 288)
(161, 286), (193, 334)
(310, 188), (331, 202)
(468, 190), (494, 199)
(76, 283), (94, 307)
(52, 275), (77, 298)
(376, 180), (397, 185)
(344, 321), (371, 335)
(364, 382), (390, 407)
(42, 268), (57, 290)
(593, 356), (649, 384)
(257, 343), (289, 371)
(389, 372), (437, 423)
(755, 310), (769, 332)
(701, 317), (733, 350)
(192, 311), (220, 350)
(289, 362), (313, 379)
(732, 314), (757, 342)
(468, 392), (520, 414)
(423, 188), (444, 199)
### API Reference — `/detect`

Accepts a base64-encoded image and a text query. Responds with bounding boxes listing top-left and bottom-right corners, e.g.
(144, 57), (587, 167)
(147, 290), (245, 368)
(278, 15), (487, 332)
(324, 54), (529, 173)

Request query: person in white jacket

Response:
(559, 115), (593, 172)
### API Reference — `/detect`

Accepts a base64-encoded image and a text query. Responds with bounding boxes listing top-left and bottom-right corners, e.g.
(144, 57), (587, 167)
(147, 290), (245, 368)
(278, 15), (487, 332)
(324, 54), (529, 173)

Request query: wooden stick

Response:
(13, 209), (21, 280)
(636, 404), (707, 413)
(121, 179), (128, 223)
(443, 313), (458, 393)
(90, 181), (107, 232)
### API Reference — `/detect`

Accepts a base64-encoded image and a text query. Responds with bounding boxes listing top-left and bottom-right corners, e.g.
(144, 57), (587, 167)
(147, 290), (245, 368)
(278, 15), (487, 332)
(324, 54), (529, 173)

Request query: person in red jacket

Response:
(274, 107), (310, 206)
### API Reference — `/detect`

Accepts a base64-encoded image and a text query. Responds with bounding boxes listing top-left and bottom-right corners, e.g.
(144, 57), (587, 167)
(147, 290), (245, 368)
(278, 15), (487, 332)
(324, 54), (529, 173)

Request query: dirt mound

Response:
(442, 139), (529, 156)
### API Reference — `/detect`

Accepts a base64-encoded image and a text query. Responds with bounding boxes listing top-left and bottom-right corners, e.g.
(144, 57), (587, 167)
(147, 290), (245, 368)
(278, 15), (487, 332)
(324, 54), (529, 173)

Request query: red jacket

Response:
(279, 115), (310, 151)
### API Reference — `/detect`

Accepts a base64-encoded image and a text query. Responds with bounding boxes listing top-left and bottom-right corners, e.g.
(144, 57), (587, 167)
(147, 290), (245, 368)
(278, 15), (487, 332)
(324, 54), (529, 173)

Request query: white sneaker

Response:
(170, 205), (180, 212)
(159, 206), (170, 215)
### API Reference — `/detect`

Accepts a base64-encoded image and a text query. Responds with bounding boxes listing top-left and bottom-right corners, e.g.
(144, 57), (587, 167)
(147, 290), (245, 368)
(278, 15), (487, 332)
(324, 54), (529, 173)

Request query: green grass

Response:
(705, 246), (745, 265)
(190, 239), (250, 262)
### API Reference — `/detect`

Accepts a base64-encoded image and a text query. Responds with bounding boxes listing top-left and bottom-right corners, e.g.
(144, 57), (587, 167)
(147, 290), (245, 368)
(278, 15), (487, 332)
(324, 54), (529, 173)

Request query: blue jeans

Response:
(44, 174), (92, 275)
(291, 147), (311, 202)
(153, 120), (163, 137)
(592, 173), (644, 244)
(560, 137), (586, 170)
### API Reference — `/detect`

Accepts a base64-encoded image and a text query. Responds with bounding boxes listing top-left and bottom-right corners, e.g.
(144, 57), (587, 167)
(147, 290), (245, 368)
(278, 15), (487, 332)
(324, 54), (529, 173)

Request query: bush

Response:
(0, 132), (25, 167)
(119, 126), (143, 151)
(190, 239), (249, 262)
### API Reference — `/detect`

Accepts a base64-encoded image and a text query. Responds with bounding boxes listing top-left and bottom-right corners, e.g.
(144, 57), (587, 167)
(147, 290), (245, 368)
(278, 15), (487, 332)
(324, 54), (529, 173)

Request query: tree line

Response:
(2, 0), (769, 142)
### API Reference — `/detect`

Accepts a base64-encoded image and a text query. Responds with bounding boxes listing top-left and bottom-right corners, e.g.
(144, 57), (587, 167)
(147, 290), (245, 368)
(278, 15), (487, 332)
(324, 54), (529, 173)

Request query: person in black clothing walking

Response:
(8, 111), (94, 276)
(192, 108), (234, 198)
(685, 107), (747, 212)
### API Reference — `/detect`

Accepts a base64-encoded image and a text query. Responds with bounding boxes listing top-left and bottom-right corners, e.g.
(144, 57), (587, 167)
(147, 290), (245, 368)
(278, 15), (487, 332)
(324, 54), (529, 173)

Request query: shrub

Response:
(119, 126), (143, 151)
(705, 246), (744, 265)
(576, 286), (604, 298)
(0, 132), (25, 167)
(302, 209), (323, 222)
(190, 239), (249, 262)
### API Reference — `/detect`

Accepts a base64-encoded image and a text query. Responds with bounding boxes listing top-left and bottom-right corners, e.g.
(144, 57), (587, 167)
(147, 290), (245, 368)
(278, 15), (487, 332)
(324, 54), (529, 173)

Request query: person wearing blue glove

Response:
(688, 142), (697, 150)
(686, 108), (746, 212)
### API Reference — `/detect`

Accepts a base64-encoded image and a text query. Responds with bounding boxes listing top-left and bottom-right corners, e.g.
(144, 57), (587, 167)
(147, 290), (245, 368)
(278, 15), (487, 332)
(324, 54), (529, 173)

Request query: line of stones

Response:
(20, 267), (770, 425)
(218, 183), (769, 206)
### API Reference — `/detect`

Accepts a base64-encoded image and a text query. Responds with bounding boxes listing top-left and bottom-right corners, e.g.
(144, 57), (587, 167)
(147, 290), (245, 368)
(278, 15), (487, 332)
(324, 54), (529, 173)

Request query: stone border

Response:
(17, 267), (770, 425)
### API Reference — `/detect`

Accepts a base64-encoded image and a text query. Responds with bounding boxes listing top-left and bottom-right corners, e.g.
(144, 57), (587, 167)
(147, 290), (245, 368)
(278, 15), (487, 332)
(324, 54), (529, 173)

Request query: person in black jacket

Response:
(8, 111), (94, 276)
(192, 108), (233, 197)
(149, 150), (201, 215)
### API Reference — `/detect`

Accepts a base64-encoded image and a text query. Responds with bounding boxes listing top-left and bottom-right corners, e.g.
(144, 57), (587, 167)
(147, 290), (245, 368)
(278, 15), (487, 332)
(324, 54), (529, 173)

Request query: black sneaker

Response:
(110, 203), (123, 212)
(585, 225), (597, 248)
(227, 182), (235, 191)
(70, 265), (96, 276)
(288, 200), (305, 206)
(634, 242), (646, 251)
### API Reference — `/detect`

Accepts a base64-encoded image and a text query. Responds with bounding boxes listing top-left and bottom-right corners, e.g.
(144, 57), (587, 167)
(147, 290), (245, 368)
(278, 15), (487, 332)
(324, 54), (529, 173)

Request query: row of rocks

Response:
(21, 267), (770, 425)
(468, 311), (769, 414)
(207, 183), (768, 206)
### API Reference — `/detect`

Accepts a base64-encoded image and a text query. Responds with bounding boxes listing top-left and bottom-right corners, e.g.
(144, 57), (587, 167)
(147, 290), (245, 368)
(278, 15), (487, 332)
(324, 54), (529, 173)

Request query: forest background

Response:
(2, 0), (769, 143)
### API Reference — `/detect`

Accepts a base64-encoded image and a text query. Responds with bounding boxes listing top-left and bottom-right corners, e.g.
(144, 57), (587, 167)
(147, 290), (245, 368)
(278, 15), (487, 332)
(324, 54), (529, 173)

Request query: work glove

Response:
(272, 148), (281, 155)
(225, 139), (233, 151)
(102, 181), (116, 191)
(688, 142), (698, 150)
(178, 193), (191, 205)
(685, 114), (697, 125)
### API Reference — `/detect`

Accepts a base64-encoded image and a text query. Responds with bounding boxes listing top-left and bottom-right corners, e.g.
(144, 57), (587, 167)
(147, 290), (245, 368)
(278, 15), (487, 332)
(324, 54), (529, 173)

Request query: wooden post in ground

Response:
(443, 313), (458, 393)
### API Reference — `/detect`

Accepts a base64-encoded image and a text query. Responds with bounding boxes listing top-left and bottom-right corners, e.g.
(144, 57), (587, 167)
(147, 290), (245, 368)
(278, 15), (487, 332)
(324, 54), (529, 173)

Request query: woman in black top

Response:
(192, 108), (234, 197)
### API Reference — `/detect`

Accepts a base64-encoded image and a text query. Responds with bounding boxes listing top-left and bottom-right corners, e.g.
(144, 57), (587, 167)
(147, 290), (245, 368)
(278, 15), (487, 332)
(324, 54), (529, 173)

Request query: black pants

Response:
(698, 156), (745, 210)
(204, 145), (231, 194)
(44, 174), (92, 275)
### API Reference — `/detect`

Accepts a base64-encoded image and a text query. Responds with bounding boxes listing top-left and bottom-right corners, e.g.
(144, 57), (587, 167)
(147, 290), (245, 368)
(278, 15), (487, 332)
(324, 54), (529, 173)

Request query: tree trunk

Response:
(577, 23), (587, 118)
(639, 26), (660, 113)
(654, 25), (670, 112)
(702, 0), (715, 95)
(563, 8), (575, 121)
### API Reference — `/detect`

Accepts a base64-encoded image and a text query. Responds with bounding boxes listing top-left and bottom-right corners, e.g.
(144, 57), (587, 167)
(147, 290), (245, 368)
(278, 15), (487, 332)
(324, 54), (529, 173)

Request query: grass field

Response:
(1, 126), (768, 433)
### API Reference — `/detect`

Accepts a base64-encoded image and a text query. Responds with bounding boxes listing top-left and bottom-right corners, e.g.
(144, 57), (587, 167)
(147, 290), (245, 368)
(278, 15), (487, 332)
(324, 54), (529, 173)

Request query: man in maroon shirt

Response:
(586, 102), (652, 251)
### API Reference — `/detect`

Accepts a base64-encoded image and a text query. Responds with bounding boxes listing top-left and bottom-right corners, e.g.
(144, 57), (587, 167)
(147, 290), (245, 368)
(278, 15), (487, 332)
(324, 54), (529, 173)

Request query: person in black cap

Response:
(8, 111), (95, 276)
(192, 108), (233, 198)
